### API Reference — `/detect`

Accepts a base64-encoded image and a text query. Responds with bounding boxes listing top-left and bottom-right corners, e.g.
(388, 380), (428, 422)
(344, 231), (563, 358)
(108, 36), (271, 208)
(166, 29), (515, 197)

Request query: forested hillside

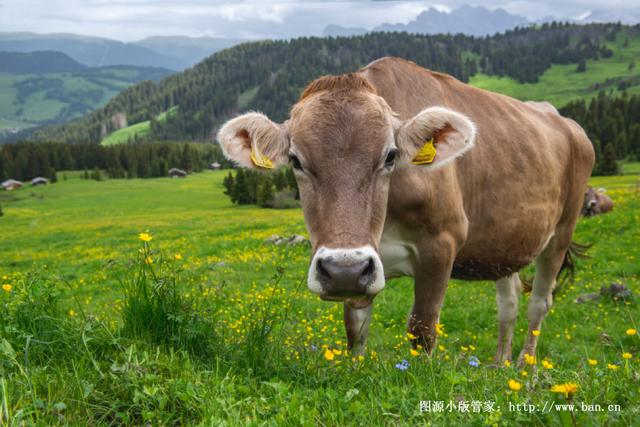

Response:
(30, 22), (635, 145)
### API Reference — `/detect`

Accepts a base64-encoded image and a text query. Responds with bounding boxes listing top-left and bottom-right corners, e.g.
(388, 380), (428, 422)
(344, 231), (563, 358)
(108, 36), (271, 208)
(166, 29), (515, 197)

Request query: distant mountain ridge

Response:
(0, 51), (86, 74)
(0, 32), (248, 71)
(375, 5), (529, 36)
(324, 5), (529, 37)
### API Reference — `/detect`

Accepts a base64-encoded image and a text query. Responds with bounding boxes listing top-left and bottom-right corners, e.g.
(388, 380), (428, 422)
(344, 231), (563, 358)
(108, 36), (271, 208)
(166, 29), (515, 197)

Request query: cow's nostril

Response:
(316, 258), (330, 279)
(359, 257), (375, 284)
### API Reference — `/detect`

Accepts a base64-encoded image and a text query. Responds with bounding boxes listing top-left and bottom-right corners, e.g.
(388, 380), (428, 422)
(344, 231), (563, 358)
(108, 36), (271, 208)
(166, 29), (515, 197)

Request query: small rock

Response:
(288, 234), (309, 246)
(265, 234), (281, 243)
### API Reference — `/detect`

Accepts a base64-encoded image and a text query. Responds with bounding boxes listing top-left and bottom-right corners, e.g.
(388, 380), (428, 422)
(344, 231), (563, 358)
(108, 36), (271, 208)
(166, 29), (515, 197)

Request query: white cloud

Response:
(0, 0), (637, 41)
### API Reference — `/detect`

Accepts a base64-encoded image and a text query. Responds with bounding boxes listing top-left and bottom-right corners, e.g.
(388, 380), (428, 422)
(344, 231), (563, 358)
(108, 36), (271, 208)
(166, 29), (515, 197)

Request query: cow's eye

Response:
(289, 154), (303, 171)
(384, 149), (397, 168)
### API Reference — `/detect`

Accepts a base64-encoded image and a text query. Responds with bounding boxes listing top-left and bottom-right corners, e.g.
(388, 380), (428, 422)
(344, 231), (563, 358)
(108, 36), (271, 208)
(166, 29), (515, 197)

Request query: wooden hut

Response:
(1, 179), (23, 191)
(168, 168), (187, 178)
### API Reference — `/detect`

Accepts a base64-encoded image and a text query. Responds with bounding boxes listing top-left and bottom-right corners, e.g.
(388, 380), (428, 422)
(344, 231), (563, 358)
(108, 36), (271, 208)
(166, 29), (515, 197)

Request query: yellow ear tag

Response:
(250, 146), (274, 169)
(411, 137), (437, 165)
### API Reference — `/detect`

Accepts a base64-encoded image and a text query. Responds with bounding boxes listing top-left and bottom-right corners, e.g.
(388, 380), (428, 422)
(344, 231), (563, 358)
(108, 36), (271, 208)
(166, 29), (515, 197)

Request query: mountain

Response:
(374, 5), (530, 36)
(27, 23), (638, 147)
(0, 32), (247, 71)
(0, 51), (172, 139)
(0, 51), (86, 74)
(579, 10), (640, 25)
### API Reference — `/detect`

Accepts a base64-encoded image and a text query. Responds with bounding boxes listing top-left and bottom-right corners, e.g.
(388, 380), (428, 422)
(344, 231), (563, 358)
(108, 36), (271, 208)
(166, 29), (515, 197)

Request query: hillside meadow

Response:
(0, 170), (638, 425)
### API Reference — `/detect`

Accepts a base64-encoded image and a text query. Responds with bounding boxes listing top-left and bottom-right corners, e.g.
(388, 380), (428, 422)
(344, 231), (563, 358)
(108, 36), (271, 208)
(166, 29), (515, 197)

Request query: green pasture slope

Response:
(0, 170), (638, 425)
(471, 29), (640, 106)
(0, 67), (171, 134)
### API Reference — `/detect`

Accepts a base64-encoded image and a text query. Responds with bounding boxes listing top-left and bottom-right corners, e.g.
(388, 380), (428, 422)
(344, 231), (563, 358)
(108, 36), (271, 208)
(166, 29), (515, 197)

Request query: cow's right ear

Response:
(217, 112), (289, 169)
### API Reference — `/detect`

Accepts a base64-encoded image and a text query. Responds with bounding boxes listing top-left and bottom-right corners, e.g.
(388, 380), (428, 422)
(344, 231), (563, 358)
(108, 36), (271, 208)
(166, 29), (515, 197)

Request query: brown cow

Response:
(218, 57), (595, 364)
(582, 186), (614, 217)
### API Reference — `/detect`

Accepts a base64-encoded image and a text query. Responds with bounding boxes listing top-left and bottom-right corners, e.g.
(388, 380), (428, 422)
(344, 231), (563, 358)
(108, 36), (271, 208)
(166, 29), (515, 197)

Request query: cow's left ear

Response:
(396, 107), (476, 169)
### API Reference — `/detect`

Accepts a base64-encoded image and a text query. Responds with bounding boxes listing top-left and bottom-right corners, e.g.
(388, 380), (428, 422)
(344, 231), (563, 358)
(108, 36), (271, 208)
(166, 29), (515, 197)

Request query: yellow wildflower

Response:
(438, 345), (445, 352)
(324, 349), (335, 361)
(2, 284), (12, 292)
(524, 354), (536, 365)
(435, 323), (444, 336)
(139, 232), (152, 242)
(174, 254), (182, 260)
(622, 352), (632, 360)
(410, 349), (420, 357)
(588, 359), (598, 366)
(68, 309), (76, 317)
(145, 256), (153, 265)
(550, 383), (578, 398)
(607, 363), (619, 371)
(332, 349), (342, 356)
(407, 332), (417, 340)
(532, 330), (541, 336)
(542, 360), (554, 369)
(520, 370), (528, 377)
(508, 379), (522, 391)
(626, 328), (637, 336)
(504, 360), (511, 368)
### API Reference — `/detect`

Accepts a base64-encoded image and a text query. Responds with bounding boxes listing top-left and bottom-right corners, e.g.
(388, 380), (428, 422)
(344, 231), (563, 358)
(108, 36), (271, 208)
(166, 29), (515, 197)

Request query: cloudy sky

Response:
(0, 0), (636, 41)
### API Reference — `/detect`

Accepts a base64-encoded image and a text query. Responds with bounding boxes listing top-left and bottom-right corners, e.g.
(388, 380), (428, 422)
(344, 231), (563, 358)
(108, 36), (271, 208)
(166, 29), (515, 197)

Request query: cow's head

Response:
(218, 74), (476, 303)
(582, 186), (606, 216)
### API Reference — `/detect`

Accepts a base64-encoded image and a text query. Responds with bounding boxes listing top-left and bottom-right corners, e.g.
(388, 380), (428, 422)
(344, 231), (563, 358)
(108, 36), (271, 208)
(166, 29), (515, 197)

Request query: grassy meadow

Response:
(0, 169), (638, 425)
(470, 28), (640, 106)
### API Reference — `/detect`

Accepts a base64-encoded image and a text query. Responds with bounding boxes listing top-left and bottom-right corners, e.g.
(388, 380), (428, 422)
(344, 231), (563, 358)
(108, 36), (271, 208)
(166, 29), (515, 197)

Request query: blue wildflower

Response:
(468, 356), (480, 367)
(395, 359), (409, 371)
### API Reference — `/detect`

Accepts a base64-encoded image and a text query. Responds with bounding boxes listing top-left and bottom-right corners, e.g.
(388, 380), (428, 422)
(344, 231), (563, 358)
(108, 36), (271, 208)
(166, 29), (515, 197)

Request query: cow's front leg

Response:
(344, 300), (373, 356)
(409, 237), (456, 353)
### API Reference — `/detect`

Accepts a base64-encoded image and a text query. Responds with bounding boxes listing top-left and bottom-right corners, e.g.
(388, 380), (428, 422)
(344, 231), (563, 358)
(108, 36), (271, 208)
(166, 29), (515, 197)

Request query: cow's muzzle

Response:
(307, 246), (385, 300)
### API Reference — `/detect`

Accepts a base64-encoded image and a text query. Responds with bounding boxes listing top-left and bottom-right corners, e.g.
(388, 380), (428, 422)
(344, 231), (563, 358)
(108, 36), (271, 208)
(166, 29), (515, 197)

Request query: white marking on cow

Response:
(380, 227), (417, 278)
(307, 245), (385, 296)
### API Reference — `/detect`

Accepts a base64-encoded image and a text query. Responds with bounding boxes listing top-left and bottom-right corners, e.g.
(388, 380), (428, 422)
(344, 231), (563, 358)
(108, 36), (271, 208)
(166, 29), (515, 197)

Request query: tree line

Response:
(560, 91), (640, 175)
(26, 23), (629, 145)
(223, 168), (299, 208)
(0, 141), (231, 182)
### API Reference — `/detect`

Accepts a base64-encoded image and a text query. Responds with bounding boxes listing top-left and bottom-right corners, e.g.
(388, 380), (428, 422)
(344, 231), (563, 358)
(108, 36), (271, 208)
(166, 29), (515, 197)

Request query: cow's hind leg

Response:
(344, 302), (373, 356)
(494, 273), (520, 364)
(518, 232), (571, 365)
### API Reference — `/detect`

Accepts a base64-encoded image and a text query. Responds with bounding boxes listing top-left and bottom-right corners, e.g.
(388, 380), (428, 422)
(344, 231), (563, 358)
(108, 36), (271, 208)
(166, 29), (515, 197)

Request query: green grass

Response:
(100, 119), (152, 145)
(0, 171), (638, 425)
(470, 29), (640, 106)
(100, 106), (178, 145)
(621, 161), (640, 175)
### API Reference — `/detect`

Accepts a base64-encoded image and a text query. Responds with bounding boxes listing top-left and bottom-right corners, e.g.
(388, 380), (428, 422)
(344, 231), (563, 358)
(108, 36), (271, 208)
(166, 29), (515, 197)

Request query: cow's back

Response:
(363, 57), (595, 280)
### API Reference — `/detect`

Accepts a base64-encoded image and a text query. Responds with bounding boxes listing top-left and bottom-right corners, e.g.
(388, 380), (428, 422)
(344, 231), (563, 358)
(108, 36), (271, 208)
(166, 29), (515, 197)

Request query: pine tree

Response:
(223, 172), (234, 196)
(599, 143), (619, 175)
(257, 179), (275, 208)
(273, 170), (288, 191)
(232, 169), (250, 204)
(49, 167), (58, 183)
(91, 167), (102, 181)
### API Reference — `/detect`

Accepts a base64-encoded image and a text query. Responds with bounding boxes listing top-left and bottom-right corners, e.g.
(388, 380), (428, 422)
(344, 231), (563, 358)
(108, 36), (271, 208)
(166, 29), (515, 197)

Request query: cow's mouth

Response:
(319, 293), (375, 307)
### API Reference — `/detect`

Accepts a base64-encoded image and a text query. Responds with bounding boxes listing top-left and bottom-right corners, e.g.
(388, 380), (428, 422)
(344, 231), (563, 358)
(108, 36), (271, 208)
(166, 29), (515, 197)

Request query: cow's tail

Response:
(521, 240), (592, 294)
